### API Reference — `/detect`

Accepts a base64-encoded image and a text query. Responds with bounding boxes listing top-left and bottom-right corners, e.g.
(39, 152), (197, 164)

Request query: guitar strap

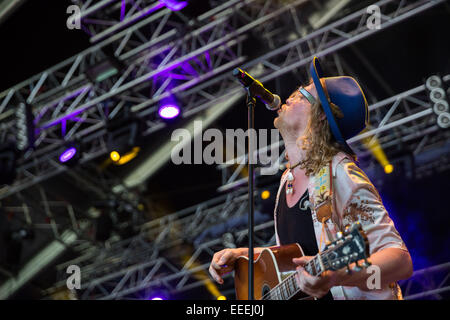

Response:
(310, 160), (340, 251)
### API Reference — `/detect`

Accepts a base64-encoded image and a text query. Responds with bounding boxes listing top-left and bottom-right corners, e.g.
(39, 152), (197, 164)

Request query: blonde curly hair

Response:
(295, 91), (356, 176)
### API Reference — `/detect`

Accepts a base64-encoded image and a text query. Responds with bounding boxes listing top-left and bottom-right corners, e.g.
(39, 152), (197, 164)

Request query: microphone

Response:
(233, 68), (281, 110)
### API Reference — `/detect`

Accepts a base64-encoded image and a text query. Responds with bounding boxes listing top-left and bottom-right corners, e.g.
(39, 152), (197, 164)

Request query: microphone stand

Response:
(245, 87), (256, 301)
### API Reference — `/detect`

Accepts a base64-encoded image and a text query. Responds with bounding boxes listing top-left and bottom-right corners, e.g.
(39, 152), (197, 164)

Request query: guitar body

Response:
(234, 223), (370, 300)
(234, 243), (309, 300)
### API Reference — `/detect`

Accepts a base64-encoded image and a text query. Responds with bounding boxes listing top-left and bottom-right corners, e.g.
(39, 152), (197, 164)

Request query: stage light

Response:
(384, 164), (394, 174)
(160, 0), (188, 11)
(58, 141), (82, 167)
(425, 75), (450, 128)
(59, 147), (77, 163)
(217, 295), (227, 300)
(261, 190), (270, 200)
(430, 88), (446, 103)
(437, 113), (450, 129)
(158, 104), (180, 119)
(106, 115), (142, 164)
(151, 297), (164, 300)
(110, 150), (121, 162)
(425, 75), (442, 90)
(86, 56), (122, 83)
(360, 129), (393, 178)
(115, 147), (140, 165)
(15, 102), (35, 151)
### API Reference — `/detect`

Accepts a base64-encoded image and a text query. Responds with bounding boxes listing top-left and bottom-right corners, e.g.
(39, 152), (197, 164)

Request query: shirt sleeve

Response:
(335, 160), (408, 255)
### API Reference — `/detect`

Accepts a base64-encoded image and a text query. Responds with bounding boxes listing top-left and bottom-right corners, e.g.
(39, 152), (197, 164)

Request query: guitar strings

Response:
(259, 231), (363, 299)
(260, 257), (323, 300)
(260, 249), (340, 300)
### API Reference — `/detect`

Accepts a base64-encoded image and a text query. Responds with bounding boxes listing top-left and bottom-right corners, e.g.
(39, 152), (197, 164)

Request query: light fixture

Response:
(58, 142), (82, 166)
(85, 56), (122, 83)
(59, 147), (77, 163)
(158, 93), (181, 120)
(110, 150), (121, 162)
(115, 147), (140, 165)
(261, 190), (270, 200)
(106, 114), (142, 164)
(151, 297), (164, 300)
(437, 113), (450, 129)
(110, 147), (141, 166)
(158, 104), (180, 119)
(160, 0), (188, 11)
(15, 102), (35, 152)
(110, 148), (141, 165)
(425, 75), (450, 128)
(384, 164), (394, 174)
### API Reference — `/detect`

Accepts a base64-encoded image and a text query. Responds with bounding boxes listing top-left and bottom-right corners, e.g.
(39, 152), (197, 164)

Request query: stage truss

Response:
(0, 0), (448, 299)
(0, 0), (446, 199)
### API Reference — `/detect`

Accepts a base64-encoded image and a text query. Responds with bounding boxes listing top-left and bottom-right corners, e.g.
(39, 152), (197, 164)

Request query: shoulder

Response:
(332, 152), (381, 201)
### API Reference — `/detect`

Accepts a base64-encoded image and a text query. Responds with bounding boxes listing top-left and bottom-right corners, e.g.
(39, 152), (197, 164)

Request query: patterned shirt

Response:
(273, 152), (408, 300)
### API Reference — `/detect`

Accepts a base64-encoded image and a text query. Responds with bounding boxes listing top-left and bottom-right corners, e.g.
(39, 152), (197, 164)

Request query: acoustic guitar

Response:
(234, 222), (370, 300)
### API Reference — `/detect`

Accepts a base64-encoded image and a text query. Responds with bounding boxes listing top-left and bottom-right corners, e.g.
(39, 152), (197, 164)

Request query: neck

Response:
(282, 133), (306, 169)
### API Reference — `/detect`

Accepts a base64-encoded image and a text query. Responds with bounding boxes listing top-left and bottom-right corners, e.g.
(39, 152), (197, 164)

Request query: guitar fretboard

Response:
(262, 251), (332, 300)
(256, 224), (366, 300)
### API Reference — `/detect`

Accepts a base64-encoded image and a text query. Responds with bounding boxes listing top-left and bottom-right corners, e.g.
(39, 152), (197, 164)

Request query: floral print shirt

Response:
(273, 152), (408, 300)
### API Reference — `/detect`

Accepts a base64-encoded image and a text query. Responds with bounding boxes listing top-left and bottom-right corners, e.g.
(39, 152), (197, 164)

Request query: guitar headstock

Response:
(323, 222), (371, 272)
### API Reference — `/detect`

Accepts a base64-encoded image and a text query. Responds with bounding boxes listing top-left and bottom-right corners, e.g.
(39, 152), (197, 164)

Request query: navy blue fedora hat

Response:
(310, 56), (369, 154)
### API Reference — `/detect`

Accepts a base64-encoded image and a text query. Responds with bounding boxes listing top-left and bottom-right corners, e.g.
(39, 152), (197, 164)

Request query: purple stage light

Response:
(59, 147), (77, 163)
(159, 104), (180, 119)
(151, 297), (164, 300)
(160, 0), (187, 11)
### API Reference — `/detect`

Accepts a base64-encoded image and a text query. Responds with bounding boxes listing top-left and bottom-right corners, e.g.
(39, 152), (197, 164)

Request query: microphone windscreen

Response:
(265, 94), (281, 111)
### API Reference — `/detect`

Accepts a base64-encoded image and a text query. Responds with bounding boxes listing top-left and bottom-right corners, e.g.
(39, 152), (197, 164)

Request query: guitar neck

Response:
(263, 251), (328, 300)
(304, 251), (328, 277)
(259, 223), (369, 300)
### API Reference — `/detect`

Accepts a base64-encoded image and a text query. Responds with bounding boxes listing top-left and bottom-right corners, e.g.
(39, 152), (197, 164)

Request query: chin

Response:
(273, 117), (280, 128)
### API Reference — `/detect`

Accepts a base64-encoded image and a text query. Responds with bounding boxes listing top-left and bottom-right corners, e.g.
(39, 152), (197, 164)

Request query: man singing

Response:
(209, 56), (413, 299)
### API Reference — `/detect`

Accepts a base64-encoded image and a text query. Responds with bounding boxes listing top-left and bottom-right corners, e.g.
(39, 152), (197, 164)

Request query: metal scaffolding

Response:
(46, 187), (276, 299)
(0, 0), (445, 200)
(400, 262), (450, 300)
(46, 179), (450, 299)
(0, 0), (448, 299)
(0, 0), (309, 198)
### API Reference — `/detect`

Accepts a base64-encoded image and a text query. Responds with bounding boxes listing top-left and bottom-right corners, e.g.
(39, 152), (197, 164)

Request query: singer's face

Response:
(274, 82), (317, 134)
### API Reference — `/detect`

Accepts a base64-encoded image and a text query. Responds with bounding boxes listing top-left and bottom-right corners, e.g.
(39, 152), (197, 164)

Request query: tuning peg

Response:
(352, 261), (362, 272)
(362, 259), (371, 268)
(344, 225), (351, 234)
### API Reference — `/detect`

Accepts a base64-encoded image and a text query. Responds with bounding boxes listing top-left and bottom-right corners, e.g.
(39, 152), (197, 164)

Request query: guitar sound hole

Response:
(261, 284), (271, 299)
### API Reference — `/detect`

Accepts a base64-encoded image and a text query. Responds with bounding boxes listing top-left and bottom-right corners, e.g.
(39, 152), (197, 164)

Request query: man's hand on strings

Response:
(293, 256), (338, 299)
